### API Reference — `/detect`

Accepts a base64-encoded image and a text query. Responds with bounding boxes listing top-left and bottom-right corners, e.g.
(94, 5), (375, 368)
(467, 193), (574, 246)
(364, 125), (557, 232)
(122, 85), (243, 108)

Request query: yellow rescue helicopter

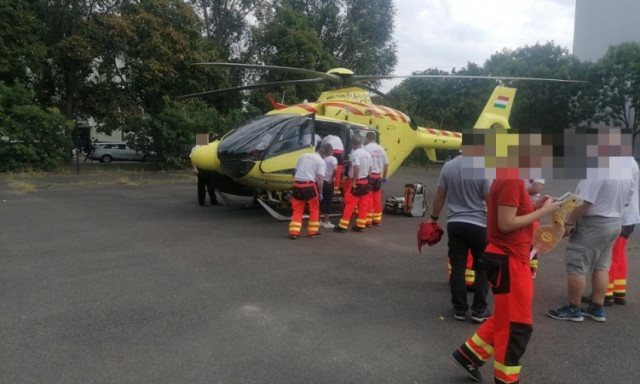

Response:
(185, 63), (576, 212)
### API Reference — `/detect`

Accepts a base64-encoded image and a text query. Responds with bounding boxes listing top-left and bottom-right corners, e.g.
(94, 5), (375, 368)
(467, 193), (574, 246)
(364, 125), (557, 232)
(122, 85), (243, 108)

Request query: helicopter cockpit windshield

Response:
(218, 114), (314, 161)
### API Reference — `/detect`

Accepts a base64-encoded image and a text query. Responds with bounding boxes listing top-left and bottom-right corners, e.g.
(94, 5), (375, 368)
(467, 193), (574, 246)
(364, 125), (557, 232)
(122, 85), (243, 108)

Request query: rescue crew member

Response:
(606, 156), (640, 305)
(288, 144), (331, 239)
(321, 146), (338, 229)
(334, 134), (372, 233)
(364, 131), (389, 226)
(429, 153), (492, 323)
(321, 134), (345, 191)
(524, 178), (545, 278)
(452, 179), (560, 383)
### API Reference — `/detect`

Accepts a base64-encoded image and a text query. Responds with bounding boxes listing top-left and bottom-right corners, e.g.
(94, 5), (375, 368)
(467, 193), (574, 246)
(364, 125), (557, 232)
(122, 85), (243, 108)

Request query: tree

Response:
(246, 5), (336, 108)
(575, 41), (640, 144)
(0, 0), (47, 85)
(0, 82), (73, 171)
(483, 42), (585, 132)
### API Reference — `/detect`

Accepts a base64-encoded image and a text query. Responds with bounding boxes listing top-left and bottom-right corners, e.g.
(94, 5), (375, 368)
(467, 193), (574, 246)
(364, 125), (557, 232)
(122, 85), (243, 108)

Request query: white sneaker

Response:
(322, 222), (335, 229)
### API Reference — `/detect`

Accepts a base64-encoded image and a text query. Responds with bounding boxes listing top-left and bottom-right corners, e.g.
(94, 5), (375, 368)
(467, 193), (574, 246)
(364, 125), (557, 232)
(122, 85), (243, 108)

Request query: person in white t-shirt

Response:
(364, 132), (389, 226)
(606, 157), (640, 305)
(320, 146), (338, 229)
(334, 134), (372, 233)
(288, 144), (330, 239)
(548, 174), (633, 323)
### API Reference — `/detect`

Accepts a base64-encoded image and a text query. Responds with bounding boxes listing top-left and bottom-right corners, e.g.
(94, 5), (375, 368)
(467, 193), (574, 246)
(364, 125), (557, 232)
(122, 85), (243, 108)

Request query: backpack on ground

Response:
(403, 182), (427, 217)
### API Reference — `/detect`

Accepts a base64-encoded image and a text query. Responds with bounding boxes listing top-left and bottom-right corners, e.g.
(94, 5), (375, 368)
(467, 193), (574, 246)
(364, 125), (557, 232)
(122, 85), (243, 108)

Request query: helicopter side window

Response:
(268, 118), (315, 157)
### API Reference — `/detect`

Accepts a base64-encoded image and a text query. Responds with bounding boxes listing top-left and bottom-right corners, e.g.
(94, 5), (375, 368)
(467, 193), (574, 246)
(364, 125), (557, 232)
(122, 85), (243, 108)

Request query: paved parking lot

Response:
(1, 166), (639, 383)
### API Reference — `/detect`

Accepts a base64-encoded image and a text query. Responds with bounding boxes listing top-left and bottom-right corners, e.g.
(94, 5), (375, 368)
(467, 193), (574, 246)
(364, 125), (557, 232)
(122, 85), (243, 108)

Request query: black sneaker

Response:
(351, 226), (365, 232)
(289, 235), (298, 240)
(614, 297), (626, 305)
(450, 308), (466, 321)
(470, 310), (491, 323)
(452, 349), (482, 382)
(333, 227), (347, 233)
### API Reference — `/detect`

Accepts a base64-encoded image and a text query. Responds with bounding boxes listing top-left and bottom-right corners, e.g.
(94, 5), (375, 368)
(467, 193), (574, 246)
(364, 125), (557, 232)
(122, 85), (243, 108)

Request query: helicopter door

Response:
(259, 116), (316, 174)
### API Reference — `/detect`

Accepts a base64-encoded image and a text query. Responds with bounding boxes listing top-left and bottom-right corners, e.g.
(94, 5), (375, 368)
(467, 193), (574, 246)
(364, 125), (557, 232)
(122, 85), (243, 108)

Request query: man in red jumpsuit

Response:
(334, 134), (372, 233)
(364, 131), (389, 226)
(288, 144), (331, 239)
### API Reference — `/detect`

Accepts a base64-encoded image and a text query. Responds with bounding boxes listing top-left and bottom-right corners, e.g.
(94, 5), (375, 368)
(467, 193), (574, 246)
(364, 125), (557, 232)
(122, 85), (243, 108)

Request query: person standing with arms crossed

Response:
(364, 131), (389, 227)
(288, 144), (330, 239)
(452, 179), (561, 383)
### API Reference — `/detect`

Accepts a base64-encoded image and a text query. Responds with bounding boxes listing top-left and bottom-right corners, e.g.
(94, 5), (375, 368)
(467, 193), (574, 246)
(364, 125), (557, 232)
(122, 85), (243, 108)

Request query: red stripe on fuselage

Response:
(324, 102), (365, 116)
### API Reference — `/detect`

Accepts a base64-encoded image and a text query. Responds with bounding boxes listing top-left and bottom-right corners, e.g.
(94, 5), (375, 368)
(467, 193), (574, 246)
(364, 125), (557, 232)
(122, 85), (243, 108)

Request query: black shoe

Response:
(605, 297), (614, 306)
(372, 222), (381, 226)
(308, 233), (322, 238)
(450, 308), (466, 321)
(470, 310), (491, 323)
(351, 226), (365, 232)
(614, 297), (626, 305)
(333, 226), (347, 233)
(452, 349), (482, 382)
(289, 235), (298, 240)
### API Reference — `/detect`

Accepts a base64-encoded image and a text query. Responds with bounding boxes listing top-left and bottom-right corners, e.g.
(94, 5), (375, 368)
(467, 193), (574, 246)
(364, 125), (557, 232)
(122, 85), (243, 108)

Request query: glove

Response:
(318, 193), (323, 202)
(381, 178), (387, 184)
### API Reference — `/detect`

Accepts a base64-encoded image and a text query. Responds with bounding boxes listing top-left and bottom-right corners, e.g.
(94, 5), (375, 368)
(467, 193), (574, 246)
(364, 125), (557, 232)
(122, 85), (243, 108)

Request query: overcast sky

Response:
(382, 0), (576, 89)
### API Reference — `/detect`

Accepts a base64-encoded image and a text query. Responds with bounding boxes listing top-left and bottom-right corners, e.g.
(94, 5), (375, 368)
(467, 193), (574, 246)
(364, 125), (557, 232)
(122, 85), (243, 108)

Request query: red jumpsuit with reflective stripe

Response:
(289, 181), (320, 237)
(455, 180), (534, 384)
(367, 173), (383, 226)
(607, 225), (634, 303)
(338, 178), (370, 230)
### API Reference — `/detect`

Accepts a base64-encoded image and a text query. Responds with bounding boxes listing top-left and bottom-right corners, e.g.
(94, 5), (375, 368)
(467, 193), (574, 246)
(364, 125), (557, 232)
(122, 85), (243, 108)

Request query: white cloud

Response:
(383, 0), (575, 89)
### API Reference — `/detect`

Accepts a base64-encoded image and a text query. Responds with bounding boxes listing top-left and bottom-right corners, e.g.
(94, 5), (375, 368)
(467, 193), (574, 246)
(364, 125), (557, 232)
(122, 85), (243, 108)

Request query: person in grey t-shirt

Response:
(428, 155), (492, 322)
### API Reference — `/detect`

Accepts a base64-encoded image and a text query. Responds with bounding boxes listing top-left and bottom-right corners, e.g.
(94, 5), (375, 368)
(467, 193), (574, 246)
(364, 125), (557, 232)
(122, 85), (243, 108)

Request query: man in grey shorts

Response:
(547, 177), (633, 322)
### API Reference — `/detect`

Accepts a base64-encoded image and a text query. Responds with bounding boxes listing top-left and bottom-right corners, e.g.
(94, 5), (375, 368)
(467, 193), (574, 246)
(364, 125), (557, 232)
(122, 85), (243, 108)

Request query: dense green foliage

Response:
(0, 0), (638, 171)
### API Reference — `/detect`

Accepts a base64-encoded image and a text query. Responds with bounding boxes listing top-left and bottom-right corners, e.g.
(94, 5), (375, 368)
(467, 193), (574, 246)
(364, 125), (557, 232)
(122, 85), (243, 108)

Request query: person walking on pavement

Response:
(334, 134), (372, 233)
(364, 131), (389, 226)
(429, 154), (492, 323)
(452, 179), (561, 383)
(288, 144), (331, 239)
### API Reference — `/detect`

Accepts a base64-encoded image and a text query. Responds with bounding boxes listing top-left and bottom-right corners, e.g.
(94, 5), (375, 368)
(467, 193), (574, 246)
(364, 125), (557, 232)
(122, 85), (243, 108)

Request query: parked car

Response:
(88, 143), (153, 163)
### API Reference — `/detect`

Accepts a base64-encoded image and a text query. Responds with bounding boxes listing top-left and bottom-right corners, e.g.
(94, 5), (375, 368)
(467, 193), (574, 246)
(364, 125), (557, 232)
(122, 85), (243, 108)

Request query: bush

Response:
(0, 82), (73, 172)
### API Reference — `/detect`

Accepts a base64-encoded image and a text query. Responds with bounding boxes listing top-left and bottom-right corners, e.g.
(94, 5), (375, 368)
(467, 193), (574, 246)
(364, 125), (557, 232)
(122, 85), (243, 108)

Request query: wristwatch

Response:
(430, 214), (439, 221)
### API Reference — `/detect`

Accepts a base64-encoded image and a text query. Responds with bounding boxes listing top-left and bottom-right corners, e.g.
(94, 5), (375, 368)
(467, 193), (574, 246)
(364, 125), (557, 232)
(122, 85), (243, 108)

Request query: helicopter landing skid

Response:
(256, 197), (343, 221)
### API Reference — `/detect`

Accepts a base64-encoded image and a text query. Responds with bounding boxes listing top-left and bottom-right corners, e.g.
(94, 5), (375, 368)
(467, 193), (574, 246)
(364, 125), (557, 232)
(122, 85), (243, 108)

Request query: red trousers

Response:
(339, 179), (370, 230)
(608, 236), (628, 302)
(367, 174), (383, 226)
(458, 246), (533, 384)
(289, 183), (320, 237)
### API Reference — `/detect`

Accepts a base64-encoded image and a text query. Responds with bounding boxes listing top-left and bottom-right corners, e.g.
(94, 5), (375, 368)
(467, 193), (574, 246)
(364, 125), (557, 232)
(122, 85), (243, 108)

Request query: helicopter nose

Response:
(190, 142), (221, 172)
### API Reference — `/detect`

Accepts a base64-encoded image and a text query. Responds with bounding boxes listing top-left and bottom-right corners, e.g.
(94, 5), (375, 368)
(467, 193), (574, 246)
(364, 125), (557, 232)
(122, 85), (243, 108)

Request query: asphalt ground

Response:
(1, 165), (639, 384)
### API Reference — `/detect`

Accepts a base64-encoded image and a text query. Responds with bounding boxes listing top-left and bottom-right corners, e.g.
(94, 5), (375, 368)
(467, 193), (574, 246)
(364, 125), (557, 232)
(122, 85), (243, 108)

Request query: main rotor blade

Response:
(193, 62), (342, 84)
(176, 78), (327, 99)
(352, 74), (586, 83)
